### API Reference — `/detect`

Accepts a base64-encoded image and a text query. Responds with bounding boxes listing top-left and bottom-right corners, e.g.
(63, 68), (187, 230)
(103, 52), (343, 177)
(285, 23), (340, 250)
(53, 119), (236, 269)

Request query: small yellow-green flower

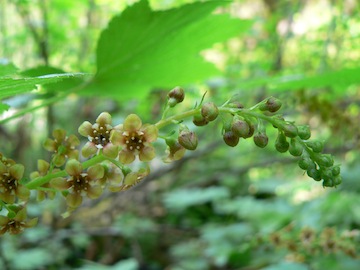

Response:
(30, 160), (56, 201)
(43, 129), (80, 166)
(108, 166), (150, 192)
(78, 112), (119, 158)
(163, 139), (186, 163)
(0, 208), (38, 235)
(0, 162), (29, 204)
(50, 159), (104, 208)
(110, 114), (158, 164)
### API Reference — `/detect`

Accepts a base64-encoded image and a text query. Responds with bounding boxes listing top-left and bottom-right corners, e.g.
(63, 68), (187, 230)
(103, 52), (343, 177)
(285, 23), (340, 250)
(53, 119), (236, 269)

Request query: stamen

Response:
(138, 140), (142, 143)
(136, 146), (140, 150)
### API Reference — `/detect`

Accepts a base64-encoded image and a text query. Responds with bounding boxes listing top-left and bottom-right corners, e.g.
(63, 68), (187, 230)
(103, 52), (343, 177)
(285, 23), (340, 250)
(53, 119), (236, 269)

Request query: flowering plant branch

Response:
(0, 87), (341, 235)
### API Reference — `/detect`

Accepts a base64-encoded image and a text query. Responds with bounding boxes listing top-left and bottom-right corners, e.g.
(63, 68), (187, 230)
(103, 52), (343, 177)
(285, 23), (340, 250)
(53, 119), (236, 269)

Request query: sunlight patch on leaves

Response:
(89, 0), (252, 99)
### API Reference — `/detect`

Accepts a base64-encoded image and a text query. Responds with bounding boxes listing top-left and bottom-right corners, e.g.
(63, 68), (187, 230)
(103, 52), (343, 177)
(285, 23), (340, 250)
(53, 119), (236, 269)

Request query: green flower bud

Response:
(289, 138), (303, 156)
(201, 102), (219, 122)
(275, 132), (289, 153)
(282, 124), (298, 138)
(333, 175), (342, 186)
(223, 131), (240, 147)
(178, 129), (198, 150)
(259, 97), (282, 112)
(315, 153), (334, 167)
(253, 132), (268, 148)
(193, 114), (208, 126)
(321, 169), (333, 181)
(307, 168), (322, 181)
(298, 125), (311, 140)
(322, 178), (334, 187)
(306, 140), (324, 153)
(231, 118), (250, 138)
(168, 86), (185, 107)
(331, 166), (340, 176)
(298, 157), (315, 170)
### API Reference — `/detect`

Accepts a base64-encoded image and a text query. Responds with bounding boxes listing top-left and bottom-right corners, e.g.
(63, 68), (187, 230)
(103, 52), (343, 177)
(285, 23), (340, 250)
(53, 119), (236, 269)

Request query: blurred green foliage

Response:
(1, 0), (360, 269)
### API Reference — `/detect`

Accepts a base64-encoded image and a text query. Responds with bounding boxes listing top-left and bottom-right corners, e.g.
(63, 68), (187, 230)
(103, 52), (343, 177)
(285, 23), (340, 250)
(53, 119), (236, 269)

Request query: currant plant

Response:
(0, 88), (342, 235)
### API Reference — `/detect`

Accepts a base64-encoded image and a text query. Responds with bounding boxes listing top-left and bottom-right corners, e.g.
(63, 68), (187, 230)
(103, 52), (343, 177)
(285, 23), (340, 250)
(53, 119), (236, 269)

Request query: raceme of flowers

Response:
(0, 87), (342, 235)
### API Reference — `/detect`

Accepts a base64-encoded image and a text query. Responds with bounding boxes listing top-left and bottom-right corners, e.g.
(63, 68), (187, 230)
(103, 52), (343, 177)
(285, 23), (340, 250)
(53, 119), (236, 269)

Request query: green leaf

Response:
(0, 73), (86, 100)
(0, 102), (10, 114)
(0, 61), (18, 77)
(88, 0), (252, 100)
(20, 66), (85, 92)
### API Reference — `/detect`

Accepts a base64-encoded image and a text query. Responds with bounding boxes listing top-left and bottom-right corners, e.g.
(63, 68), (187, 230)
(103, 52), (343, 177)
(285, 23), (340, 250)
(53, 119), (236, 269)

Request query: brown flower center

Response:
(1, 173), (17, 193)
(124, 132), (145, 152)
(71, 175), (90, 194)
(92, 125), (111, 147)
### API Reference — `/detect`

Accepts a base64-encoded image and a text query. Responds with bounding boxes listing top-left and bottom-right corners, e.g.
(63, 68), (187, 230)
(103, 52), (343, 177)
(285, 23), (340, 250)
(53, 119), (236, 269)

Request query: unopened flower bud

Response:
(168, 86), (185, 107)
(282, 124), (298, 138)
(306, 140), (324, 153)
(307, 168), (322, 181)
(331, 166), (340, 176)
(178, 129), (198, 150)
(223, 131), (239, 147)
(253, 132), (268, 148)
(261, 97), (282, 113)
(275, 132), (289, 153)
(231, 118), (250, 138)
(201, 102), (219, 122)
(315, 153), (334, 167)
(298, 157), (315, 170)
(289, 138), (303, 156)
(298, 125), (311, 140)
(193, 114), (209, 126)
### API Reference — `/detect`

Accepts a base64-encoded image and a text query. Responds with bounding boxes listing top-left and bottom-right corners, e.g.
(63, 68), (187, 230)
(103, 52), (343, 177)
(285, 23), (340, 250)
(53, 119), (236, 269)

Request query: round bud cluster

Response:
(168, 86), (185, 107)
(271, 121), (341, 187)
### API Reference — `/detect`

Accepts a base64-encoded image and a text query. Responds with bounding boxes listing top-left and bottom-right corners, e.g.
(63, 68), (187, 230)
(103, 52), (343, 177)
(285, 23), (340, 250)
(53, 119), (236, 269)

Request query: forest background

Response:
(0, 0), (359, 269)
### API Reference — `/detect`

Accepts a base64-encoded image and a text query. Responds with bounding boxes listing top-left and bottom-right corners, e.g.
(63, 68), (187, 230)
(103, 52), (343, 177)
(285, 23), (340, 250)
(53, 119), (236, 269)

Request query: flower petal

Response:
(65, 159), (83, 176)
(67, 134), (80, 146)
(143, 125), (158, 142)
(87, 164), (104, 180)
(53, 129), (66, 141)
(103, 144), (119, 159)
(81, 142), (98, 158)
(87, 185), (102, 199)
(109, 129), (123, 145)
(43, 138), (57, 151)
(119, 149), (136, 164)
(139, 146), (156, 162)
(0, 216), (9, 226)
(14, 208), (27, 222)
(0, 162), (7, 174)
(78, 121), (93, 137)
(123, 114), (142, 131)
(10, 164), (25, 180)
(96, 112), (112, 125)
(50, 177), (71, 190)
(66, 193), (82, 208)
(16, 185), (30, 201)
(53, 154), (66, 167)
(37, 160), (50, 174)
(67, 149), (79, 160)
(0, 193), (15, 204)
(24, 217), (38, 228)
